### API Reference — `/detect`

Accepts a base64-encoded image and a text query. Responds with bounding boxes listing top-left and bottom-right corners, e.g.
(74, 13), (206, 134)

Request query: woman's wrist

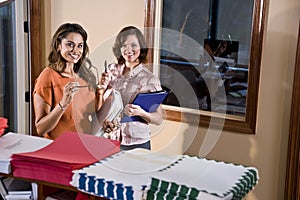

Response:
(95, 85), (105, 95)
(95, 90), (104, 95)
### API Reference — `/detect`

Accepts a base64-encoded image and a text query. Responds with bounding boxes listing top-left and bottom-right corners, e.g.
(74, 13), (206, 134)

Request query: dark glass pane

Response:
(159, 0), (252, 116)
(0, 1), (17, 132)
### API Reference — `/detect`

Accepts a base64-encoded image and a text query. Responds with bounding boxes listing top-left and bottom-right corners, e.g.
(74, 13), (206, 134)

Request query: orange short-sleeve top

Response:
(33, 67), (97, 140)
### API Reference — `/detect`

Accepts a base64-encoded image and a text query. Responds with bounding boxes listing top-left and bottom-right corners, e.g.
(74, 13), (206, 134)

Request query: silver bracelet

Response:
(58, 102), (67, 110)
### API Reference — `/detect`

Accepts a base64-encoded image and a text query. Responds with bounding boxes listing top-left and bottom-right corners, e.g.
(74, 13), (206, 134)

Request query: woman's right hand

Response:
(99, 72), (110, 90)
(34, 81), (80, 136)
(60, 82), (80, 108)
(99, 63), (118, 90)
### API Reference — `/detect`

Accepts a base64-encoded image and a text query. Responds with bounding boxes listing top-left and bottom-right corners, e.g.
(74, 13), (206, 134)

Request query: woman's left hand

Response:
(124, 103), (164, 124)
(124, 104), (145, 117)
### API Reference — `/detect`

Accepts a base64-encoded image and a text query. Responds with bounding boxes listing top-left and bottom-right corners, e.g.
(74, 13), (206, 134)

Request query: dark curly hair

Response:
(112, 26), (148, 65)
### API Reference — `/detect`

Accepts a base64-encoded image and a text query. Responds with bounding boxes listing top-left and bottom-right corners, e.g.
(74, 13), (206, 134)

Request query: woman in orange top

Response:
(33, 23), (105, 140)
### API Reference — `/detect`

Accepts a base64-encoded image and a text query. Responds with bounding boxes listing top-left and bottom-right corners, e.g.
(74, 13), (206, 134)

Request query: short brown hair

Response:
(112, 26), (148, 65)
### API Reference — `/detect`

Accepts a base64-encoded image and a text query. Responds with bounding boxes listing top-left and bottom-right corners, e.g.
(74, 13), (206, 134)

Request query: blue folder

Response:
(121, 90), (168, 123)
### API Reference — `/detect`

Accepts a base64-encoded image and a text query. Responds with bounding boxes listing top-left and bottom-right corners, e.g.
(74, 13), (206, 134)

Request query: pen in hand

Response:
(74, 85), (88, 88)
(104, 60), (107, 73)
(98, 60), (109, 90)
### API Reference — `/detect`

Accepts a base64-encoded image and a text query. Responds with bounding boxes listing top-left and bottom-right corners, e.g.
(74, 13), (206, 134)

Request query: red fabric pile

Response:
(11, 132), (120, 186)
(0, 117), (8, 136)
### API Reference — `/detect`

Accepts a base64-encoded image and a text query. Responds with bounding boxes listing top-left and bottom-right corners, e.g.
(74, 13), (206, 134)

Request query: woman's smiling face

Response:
(58, 32), (84, 64)
(120, 34), (141, 64)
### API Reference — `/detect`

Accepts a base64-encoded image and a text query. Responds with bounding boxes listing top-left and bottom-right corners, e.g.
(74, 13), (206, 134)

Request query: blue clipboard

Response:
(121, 90), (168, 123)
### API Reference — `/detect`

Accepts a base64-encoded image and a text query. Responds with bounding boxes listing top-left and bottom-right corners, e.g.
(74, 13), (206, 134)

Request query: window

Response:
(0, 0), (29, 133)
(144, 0), (267, 134)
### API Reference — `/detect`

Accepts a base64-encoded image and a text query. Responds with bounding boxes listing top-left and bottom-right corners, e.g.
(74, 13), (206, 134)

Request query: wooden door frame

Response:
(285, 23), (300, 200)
(29, 0), (43, 136)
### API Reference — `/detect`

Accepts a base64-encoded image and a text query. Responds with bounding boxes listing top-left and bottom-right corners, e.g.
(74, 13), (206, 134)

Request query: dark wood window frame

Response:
(144, 0), (268, 134)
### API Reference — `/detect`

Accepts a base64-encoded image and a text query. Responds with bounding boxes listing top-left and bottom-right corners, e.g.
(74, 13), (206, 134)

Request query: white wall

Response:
(45, 0), (144, 72)
(45, 0), (300, 199)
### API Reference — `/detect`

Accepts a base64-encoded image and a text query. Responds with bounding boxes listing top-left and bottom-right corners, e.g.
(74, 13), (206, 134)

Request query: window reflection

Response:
(0, 1), (17, 132)
(159, 0), (253, 116)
